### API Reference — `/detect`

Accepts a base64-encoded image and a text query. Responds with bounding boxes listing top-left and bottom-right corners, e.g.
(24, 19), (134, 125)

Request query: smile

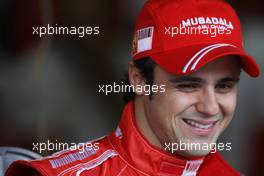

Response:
(183, 119), (218, 135)
(182, 119), (218, 130)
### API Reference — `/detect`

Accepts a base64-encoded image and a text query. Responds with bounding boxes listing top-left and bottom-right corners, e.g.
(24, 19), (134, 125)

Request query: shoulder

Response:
(199, 151), (241, 176)
(5, 136), (122, 176)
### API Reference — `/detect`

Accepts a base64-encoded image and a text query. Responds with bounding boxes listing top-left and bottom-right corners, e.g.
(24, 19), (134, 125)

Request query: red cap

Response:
(131, 0), (260, 77)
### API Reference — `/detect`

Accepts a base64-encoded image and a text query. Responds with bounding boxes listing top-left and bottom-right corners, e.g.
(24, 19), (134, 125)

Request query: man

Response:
(5, 0), (260, 175)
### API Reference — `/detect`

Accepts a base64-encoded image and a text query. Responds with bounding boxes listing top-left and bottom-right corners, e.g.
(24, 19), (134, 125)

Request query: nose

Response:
(196, 88), (220, 117)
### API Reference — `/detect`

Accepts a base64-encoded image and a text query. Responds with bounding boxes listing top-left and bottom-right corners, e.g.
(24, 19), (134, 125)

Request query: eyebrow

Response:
(217, 77), (240, 83)
(169, 76), (240, 84)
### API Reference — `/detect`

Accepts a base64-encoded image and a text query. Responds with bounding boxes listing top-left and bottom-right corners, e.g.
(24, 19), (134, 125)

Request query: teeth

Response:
(185, 119), (213, 129)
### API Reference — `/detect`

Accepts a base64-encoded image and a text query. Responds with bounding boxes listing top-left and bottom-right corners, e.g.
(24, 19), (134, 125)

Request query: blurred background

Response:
(0, 0), (263, 175)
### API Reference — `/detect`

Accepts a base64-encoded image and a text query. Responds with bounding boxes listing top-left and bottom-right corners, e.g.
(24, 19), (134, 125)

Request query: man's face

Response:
(139, 57), (241, 157)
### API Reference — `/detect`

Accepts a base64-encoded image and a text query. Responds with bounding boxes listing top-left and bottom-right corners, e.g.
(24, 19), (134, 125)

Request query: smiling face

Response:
(131, 56), (241, 157)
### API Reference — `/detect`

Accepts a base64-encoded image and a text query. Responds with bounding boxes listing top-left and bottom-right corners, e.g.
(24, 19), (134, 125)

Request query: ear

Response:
(128, 61), (146, 96)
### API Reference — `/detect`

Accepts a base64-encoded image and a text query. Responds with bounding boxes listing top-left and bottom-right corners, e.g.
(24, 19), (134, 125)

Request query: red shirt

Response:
(6, 101), (240, 176)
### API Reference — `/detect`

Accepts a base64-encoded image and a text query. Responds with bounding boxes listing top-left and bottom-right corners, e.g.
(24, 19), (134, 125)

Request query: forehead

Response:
(155, 56), (241, 80)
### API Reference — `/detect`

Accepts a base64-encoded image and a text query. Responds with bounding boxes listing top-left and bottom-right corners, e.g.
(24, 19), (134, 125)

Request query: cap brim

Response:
(150, 43), (260, 77)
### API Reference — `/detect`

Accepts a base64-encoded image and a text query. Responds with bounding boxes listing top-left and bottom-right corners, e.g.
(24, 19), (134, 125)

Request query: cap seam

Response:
(145, 2), (165, 53)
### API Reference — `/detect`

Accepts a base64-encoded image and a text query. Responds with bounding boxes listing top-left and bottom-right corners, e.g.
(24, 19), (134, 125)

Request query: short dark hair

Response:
(123, 57), (156, 103)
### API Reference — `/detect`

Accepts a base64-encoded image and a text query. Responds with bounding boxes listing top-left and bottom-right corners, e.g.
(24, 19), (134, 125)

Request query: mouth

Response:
(182, 118), (219, 136)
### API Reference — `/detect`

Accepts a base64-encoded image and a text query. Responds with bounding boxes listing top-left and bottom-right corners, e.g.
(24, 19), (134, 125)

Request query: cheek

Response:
(146, 91), (194, 127)
(146, 93), (173, 124)
(152, 91), (192, 115)
(221, 93), (237, 117)
(219, 93), (237, 128)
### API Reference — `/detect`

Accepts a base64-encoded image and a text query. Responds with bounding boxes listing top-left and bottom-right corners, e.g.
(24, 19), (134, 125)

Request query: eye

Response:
(215, 82), (235, 93)
(176, 83), (200, 92)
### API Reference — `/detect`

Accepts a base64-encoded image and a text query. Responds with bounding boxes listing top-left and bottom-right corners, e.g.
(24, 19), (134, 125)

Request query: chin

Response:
(181, 149), (211, 158)
(174, 138), (218, 158)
